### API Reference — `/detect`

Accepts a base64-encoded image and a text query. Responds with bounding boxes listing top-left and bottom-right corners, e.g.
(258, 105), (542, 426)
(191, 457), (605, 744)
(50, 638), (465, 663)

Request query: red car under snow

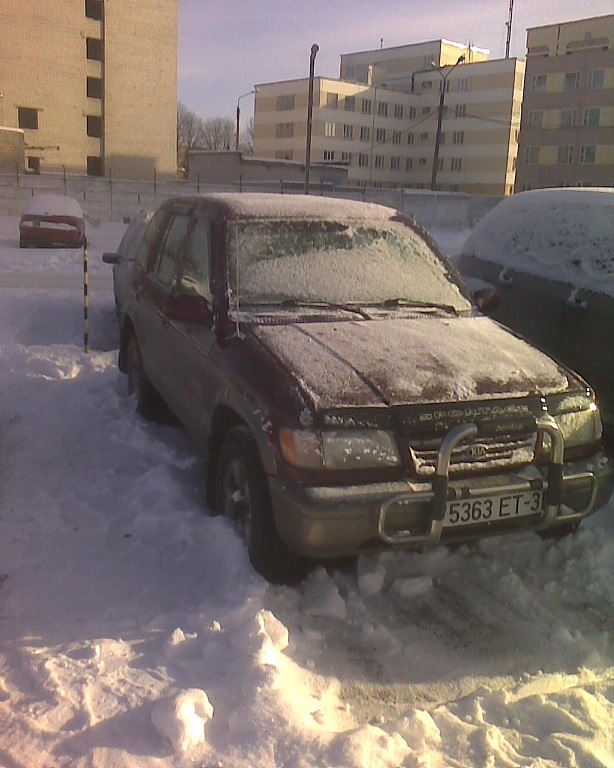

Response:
(19, 193), (86, 248)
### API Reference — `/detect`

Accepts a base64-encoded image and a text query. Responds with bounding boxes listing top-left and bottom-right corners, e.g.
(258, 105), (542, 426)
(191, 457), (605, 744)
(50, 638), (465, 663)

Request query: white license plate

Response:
(444, 490), (543, 527)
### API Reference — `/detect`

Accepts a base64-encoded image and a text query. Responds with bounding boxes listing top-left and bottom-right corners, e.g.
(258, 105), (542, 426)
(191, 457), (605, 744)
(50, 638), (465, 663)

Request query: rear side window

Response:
(178, 220), (212, 301)
(150, 213), (191, 289)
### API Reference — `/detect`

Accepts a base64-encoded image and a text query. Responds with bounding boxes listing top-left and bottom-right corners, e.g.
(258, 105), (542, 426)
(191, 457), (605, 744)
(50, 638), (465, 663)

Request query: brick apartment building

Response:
(0, 0), (177, 179)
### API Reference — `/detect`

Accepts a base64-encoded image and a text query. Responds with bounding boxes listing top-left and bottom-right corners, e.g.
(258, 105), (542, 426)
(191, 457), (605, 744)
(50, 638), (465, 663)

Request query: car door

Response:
(162, 208), (222, 443)
(135, 209), (192, 402)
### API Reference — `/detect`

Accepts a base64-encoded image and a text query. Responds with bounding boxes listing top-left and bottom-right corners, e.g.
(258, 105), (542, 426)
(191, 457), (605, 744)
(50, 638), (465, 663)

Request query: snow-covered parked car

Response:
(102, 210), (151, 318)
(19, 193), (86, 248)
(114, 193), (613, 583)
(457, 188), (614, 428)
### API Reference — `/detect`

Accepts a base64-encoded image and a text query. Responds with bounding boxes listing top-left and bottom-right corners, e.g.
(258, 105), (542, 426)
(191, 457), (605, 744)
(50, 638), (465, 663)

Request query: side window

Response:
(150, 213), (191, 289)
(178, 219), (212, 301)
(135, 209), (167, 268)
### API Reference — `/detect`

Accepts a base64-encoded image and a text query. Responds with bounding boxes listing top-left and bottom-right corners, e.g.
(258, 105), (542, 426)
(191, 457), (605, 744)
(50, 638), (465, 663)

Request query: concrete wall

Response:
(0, 129), (25, 173)
(0, 173), (501, 231)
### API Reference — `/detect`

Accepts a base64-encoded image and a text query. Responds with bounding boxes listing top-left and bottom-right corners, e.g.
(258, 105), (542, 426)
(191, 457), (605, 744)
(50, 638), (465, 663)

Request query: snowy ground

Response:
(0, 214), (612, 768)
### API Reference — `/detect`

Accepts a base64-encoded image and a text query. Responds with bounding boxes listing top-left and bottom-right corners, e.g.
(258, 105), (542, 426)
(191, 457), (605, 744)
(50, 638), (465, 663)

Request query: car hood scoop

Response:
(252, 315), (569, 409)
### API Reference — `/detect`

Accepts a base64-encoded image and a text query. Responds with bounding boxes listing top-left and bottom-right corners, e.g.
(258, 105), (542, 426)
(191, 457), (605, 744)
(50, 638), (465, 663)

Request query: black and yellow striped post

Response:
(83, 237), (89, 353)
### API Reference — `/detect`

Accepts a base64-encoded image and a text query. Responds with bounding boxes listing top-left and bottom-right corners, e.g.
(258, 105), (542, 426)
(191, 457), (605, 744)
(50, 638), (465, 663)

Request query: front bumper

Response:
(269, 417), (614, 559)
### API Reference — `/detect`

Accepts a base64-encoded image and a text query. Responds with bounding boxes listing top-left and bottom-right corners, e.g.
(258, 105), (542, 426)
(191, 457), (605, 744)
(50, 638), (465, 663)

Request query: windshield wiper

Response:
(377, 298), (459, 315)
(279, 300), (370, 318)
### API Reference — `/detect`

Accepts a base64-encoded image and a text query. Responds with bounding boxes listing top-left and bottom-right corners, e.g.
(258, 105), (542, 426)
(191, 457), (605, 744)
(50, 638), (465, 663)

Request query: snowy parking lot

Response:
(0, 213), (612, 768)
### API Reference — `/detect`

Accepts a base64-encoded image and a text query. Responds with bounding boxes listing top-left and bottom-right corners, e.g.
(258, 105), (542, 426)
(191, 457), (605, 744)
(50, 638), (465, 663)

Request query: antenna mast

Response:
(505, 0), (515, 58)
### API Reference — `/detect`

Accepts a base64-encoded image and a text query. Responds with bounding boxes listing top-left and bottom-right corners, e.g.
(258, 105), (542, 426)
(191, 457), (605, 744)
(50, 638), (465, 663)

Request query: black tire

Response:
(126, 335), (164, 419)
(215, 427), (309, 584)
(538, 521), (581, 540)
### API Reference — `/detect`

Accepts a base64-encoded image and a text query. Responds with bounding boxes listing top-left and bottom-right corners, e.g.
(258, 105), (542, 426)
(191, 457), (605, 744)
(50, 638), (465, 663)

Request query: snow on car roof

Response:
(23, 194), (84, 218)
(462, 187), (614, 296)
(183, 192), (398, 221)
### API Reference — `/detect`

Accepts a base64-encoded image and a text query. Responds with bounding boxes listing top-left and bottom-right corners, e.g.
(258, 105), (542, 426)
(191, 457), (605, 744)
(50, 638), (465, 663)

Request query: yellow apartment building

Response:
(253, 40), (524, 195)
(0, 0), (177, 179)
(515, 14), (614, 190)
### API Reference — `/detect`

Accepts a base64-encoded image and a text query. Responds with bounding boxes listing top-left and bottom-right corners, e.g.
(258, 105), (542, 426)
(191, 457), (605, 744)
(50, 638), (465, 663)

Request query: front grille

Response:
(408, 432), (536, 476)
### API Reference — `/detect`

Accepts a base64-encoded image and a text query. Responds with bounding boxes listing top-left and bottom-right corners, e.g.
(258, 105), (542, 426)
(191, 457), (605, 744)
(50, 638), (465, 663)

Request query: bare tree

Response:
(177, 102), (204, 150)
(201, 117), (235, 151)
(239, 117), (254, 155)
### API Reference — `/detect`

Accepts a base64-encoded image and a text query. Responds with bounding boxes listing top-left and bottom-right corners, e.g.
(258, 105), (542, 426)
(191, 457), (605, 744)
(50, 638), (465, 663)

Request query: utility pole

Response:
(505, 0), (515, 58)
(304, 43), (319, 195)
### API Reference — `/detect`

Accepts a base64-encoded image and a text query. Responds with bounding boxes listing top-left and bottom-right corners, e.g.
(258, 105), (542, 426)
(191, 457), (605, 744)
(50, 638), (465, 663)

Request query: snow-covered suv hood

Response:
(252, 315), (569, 409)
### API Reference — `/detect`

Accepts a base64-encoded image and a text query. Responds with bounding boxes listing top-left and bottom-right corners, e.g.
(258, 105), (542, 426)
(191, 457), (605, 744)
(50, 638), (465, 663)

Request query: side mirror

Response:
(102, 251), (120, 265)
(163, 293), (212, 325)
(473, 287), (500, 315)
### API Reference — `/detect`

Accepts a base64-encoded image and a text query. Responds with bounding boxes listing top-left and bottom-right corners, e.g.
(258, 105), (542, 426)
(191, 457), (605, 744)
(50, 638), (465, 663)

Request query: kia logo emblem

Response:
(465, 443), (488, 459)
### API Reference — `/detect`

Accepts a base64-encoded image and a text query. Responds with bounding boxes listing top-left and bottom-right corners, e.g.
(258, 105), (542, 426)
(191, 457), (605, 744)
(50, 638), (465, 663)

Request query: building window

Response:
(86, 76), (102, 99)
(528, 110), (543, 128)
(324, 122), (336, 137)
(361, 98), (372, 114)
(341, 151), (352, 163)
(17, 106), (38, 130)
(275, 122), (294, 138)
(408, 107), (416, 119)
(530, 74), (546, 93)
(524, 146), (540, 165)
(405, 157), (413, 171)
(375, 128), (386, 143)
(87, 155), (103, 176)
(419, 132), (428, 141)
(422, 106), (431, 115)
(86, 37), (102, 60)
(326, 93), (338, 109)
(579, 145), (596, 164)
(583, 108), (600, 128)
(374, 155), (385, 169)
(455, 104), (467, 118)
(360, 126), (370, 141)
(560, 108), (577, 128)
(392, 130), (402, 144)
(358, 153), (369, 167)
(344, 96), (355, 112)
(453, 130), (464, 145)
(343, 124), (354, 139)
(87, 115), (102, 137)
(458, 78), (470, 92)
(407, 132), (414, 144)
(450, 158), (462, 172)
(275, 150), (293, 160)
(390, 156), (401, 170)
(377, 101), (388, 117)
(323, 150), (335, 161)
(394, 104), (404, 119)
(276, 95), (295, 111)
(27, 156), (41, 174)
(588, 69), (605, 90)
(421, 80), (433, 90)
(557, 145), (573, 164)
(84, 0), (102, 20)
(563, 71), (581, 91)
(418, 158), (427, 166)
(439, 132), (446, 145)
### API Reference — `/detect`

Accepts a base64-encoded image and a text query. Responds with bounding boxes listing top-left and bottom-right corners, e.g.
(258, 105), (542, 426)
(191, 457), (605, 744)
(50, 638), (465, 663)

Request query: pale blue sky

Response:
(178, 0), (613, 119)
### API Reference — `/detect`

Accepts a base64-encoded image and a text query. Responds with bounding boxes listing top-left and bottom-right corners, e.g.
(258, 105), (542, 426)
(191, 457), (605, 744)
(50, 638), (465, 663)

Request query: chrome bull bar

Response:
(377, 415), (599, 545)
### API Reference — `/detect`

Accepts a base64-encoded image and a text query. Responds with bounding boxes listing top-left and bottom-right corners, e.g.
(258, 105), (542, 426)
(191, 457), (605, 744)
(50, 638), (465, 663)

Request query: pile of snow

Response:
(0, 214), (613, 767)
(22, 193), (84, 218)
(461, 187), (614, 295)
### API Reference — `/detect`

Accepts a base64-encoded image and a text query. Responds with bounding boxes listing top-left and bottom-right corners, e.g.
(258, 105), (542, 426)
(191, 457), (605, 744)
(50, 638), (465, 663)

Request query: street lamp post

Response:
(304, 43), (319, 195)
(235, 89), (256, 150)
(429, 55), (465, 191)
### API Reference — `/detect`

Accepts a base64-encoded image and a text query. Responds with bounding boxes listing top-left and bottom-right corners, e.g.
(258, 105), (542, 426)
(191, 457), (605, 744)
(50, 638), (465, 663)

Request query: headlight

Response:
(553, 403), (602, 449)
(279, 428), (402, 470)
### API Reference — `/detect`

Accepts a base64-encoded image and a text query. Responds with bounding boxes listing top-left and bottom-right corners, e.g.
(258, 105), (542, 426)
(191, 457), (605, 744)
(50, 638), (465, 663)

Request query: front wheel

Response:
(126, 335), (164, 419)
(215, 427), (308, 584)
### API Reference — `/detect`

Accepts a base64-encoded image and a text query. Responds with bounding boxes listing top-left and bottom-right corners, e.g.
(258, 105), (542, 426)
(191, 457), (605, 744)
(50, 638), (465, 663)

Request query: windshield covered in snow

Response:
(227, 217), (471, 313)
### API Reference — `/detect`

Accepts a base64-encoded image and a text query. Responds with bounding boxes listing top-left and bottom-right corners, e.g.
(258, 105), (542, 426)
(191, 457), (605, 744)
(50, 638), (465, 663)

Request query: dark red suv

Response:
(112, 193), (613, 583)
